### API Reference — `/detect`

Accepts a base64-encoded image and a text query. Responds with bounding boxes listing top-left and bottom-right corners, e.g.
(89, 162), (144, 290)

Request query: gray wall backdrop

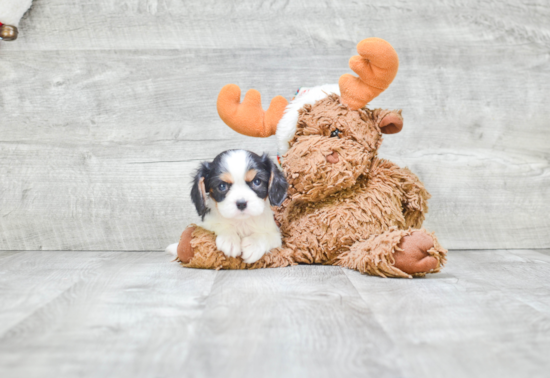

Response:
(0, 0), (549, 251)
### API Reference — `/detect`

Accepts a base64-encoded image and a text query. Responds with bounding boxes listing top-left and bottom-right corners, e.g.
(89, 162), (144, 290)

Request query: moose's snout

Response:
(326, 151), (339, 164)
(283, 135), (369, 202)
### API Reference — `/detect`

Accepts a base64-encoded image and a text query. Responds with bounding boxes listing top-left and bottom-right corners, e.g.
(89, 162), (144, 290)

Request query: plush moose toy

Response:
(176, 38), (447, 278)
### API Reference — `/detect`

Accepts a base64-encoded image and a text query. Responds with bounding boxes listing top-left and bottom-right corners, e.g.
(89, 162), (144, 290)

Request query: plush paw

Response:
(393, 231), (439, 274)
(216, 233), (242, 258)
(241, 235), (271, 264)
(176, 227), (196, 263)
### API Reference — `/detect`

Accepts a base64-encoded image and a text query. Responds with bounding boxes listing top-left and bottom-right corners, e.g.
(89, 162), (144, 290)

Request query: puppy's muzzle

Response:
(236, 200), (247, 211)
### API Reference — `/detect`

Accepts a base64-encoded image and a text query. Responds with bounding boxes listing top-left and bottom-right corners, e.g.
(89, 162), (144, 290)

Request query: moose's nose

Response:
(326, 151), (339, 164)
(236, 200), (247, 211)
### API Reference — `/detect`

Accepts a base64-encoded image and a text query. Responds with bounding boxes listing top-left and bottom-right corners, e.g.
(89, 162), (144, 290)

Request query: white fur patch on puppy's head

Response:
(191, 150), (288, 220)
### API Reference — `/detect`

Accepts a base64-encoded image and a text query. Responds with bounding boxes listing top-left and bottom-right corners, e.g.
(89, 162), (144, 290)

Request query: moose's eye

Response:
(330, 129), (342, 138)
(252, 178), (262, 187)
(218, 182), (228, 191)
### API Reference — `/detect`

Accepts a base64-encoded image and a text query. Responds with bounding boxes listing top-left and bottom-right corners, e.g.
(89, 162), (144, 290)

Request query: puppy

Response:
(166, 150), (288, 263)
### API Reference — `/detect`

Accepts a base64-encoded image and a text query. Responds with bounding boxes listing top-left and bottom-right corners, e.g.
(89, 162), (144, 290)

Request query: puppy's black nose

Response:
(236, 200), (247, 211)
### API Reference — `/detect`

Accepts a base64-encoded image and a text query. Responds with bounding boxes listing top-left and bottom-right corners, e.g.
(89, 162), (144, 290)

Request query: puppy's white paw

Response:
(216, 233), (242, 258)
(241, 235), (270, 264)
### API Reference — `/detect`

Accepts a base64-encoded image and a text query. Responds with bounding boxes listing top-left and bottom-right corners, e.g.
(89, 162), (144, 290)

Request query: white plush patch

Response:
(165, 243), (178, 257)
(0, 0), (33, 26)
(276, 84), (340, 155)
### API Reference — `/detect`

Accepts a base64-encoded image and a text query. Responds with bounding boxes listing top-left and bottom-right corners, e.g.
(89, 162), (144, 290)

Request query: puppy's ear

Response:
(191, 162), (210, 219)
(262, 154), (288, 206)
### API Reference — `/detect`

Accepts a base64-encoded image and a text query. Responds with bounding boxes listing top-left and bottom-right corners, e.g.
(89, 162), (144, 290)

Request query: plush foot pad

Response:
(394, 231), (438, 275)
(177, 226), (196, 263)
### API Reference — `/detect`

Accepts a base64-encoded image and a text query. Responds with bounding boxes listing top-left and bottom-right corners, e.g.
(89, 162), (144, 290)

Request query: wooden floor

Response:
(0, 250), (549, 378)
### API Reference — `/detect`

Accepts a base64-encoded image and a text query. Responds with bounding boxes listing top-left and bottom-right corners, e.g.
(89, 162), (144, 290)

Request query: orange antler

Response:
(217, 84), (288, 138)
(339, 38), (399, 110)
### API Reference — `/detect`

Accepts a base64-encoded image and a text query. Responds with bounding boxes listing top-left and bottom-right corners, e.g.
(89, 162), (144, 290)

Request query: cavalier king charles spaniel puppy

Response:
(167, 150), (288, 263)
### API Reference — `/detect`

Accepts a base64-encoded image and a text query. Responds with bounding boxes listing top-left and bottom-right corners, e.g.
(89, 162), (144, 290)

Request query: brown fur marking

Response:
(220, 172), (234, 184)
(245, 169), (257, 182)
(198, 177), (207, 203)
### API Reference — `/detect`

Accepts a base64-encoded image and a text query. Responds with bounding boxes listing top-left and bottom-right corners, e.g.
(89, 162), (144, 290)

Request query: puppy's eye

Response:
(218, 182), (228, 191)
(252, 178), (261, 187)
(330, 129), (342, 138)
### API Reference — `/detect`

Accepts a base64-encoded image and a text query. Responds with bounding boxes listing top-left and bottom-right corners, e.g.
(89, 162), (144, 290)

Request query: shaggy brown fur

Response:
(177, 94), (447, 278)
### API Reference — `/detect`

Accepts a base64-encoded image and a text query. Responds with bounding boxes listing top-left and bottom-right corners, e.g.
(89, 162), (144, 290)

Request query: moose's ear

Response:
(380, 111), (403, 134)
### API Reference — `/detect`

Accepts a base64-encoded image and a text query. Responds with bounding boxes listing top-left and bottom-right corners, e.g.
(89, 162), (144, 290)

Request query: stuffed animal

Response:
(0, 0), (33, 41)
(175, 38), (447, 278)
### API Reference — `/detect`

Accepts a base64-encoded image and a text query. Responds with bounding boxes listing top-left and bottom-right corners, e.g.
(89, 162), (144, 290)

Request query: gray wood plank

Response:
(1, 47), (549, 154)
(537, 248), (550, 257)
(0, 251), (116, 335)
(343, 249), (550, 378)
(0, 251), (218, 378)
(1, 0), (549, 250)
(4, 0), (549, 51)
(181, 266), (401, 378)
(3, 141), (547, 250)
